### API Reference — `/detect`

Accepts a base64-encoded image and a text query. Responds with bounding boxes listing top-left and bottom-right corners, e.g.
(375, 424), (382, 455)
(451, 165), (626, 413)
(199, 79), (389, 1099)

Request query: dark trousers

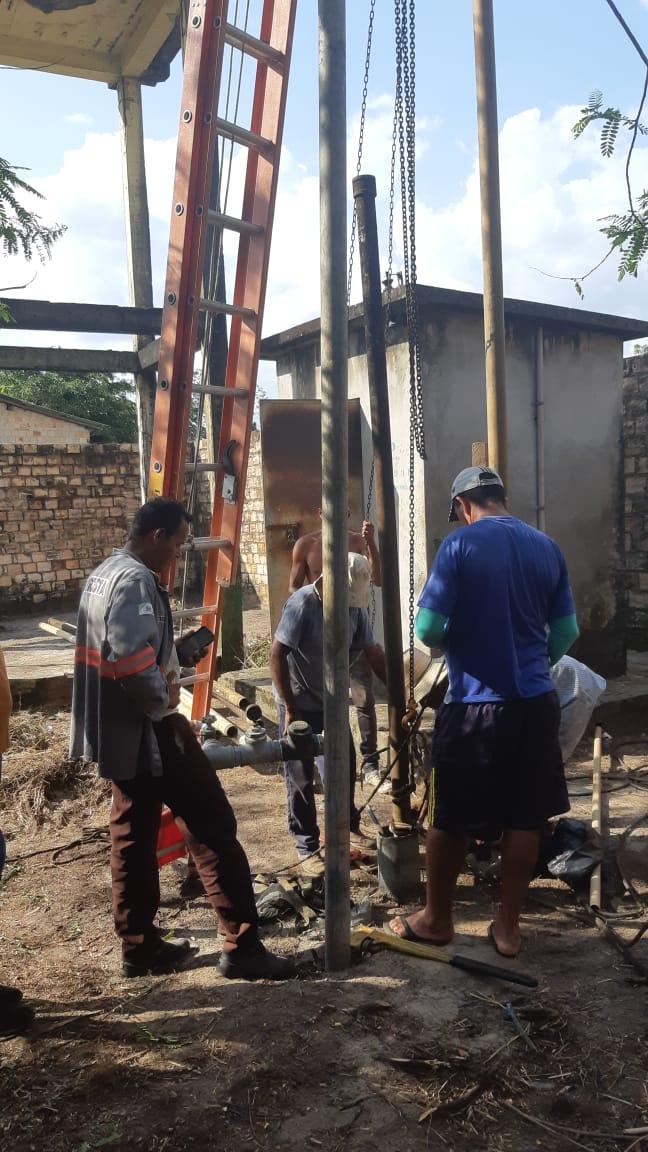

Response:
(279, 707), (359, 854)
(110, 713), (258, 957)
(350, 651), (378, 769)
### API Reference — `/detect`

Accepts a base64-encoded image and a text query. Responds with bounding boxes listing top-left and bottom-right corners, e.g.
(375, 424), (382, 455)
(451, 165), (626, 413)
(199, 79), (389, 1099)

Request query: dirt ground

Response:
(1, 704), (648, 1152)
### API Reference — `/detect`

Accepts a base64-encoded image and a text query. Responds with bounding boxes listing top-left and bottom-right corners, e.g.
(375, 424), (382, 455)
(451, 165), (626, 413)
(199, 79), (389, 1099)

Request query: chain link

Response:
(346, 1), (378, 626)
(347, 0), (376, 306)
(390, 0), (425, 704)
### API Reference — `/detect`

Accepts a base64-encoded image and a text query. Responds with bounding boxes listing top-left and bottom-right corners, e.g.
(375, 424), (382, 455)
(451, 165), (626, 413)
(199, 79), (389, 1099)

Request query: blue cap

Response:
(448, 466), (504, 522)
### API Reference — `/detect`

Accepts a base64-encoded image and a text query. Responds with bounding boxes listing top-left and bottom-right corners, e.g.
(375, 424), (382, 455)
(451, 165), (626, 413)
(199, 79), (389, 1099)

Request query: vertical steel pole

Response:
(117, 77), (156, 500)
(319, 0), (350, 971)
(472, 0), (508, 486)
(353, 174), (411, 827)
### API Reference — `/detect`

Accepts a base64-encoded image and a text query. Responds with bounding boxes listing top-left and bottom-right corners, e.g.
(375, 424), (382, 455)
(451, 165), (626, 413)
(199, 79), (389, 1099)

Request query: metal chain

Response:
(391, 0), (425, 706)
(347, 0), (376, 305)
(346, 1), (378, 626)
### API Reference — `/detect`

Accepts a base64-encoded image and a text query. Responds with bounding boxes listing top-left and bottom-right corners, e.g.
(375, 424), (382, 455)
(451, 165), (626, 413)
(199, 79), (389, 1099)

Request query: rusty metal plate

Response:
(261, 399), (365, 633)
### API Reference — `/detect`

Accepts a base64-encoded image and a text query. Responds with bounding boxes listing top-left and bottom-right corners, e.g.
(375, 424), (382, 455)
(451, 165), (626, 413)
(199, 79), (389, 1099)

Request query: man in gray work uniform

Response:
(70, 497), (292, 981)
(270, 554), (387, 869)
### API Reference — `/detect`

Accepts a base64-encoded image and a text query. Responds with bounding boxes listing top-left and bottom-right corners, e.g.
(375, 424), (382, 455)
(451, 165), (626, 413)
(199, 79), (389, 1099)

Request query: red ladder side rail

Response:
(192, 0), (297, 719)
(148, 0), (228, 503)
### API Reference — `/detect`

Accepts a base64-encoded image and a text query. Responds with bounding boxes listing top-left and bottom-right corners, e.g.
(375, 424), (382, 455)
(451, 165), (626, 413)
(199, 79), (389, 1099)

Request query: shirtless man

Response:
(289, 510), (385, 790)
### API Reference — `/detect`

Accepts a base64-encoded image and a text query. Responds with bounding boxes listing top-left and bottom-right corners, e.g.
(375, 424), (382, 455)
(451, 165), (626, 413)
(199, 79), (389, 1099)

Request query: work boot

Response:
(122, 936), (193, 979)
(362, 766), (391, 794)
(219, 939), (295, 981)
(0, 995), (35, 1038)
(298, 850), (325, 877)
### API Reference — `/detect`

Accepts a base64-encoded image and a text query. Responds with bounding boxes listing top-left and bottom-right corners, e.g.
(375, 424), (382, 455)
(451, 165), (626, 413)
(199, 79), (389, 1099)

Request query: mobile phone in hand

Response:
(176, 625), (215, 667)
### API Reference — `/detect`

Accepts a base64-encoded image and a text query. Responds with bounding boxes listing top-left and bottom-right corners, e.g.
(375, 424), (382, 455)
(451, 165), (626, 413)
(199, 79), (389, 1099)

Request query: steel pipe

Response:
(472, 0), (508, 484)
(353, 173), (411, 828)
(319, 0), (350, 972)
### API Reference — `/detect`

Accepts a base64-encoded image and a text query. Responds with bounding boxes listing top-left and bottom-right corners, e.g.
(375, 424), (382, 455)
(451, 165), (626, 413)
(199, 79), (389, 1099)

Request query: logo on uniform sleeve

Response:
(139, 603), (154, 616)
(84, 576), (107, 598)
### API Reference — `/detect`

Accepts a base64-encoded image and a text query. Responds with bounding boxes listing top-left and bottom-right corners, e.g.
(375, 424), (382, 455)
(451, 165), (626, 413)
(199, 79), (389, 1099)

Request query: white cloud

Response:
(2, 101), (646, 364)
(412, 104), (648, 318)
(63, 113), (93, 125)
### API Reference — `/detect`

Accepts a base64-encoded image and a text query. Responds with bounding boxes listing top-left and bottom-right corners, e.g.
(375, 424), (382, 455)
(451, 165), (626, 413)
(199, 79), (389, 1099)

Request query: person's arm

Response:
(547, 550), (579, 666)
(105, 576), (169, 721)
(548, 614), (580, 665)
(270, 639), (300, 724)
(361, 521), (382, 588)
(288, 538), (309, 593)
(415, 606), (448, 649)
(416, 537), (460, 642)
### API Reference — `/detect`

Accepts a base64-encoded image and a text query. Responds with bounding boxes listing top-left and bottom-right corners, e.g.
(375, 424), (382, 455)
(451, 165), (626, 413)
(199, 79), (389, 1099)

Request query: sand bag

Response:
(551, 656), (606, 760)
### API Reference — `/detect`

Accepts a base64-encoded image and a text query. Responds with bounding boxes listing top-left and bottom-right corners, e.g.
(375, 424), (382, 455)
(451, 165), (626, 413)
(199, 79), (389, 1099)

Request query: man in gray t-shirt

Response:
(270, 566), (386, 860)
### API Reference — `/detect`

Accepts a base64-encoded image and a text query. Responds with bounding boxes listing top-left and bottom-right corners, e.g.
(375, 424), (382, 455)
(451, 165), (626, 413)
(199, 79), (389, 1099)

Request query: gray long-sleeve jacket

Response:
(69, 549), (174, 780)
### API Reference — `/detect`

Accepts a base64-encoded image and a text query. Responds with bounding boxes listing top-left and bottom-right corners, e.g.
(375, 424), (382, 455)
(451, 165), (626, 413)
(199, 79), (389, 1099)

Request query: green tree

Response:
(0, 371), (138, 443)
(0, 158), (66, 324)
(570, 5), (648, 290)
(573, 90), (648, 283)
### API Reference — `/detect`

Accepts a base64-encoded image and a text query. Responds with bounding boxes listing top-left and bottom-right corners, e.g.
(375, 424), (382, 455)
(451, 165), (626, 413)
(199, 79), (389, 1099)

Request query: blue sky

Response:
(1, 0), (648, 366)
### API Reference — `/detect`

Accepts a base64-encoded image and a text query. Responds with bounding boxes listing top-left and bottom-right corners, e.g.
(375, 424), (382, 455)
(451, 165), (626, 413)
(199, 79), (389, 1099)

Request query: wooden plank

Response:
(0, 346), (140, 374)
(590, 724), (604, 910)
(0, 299), (162, 336)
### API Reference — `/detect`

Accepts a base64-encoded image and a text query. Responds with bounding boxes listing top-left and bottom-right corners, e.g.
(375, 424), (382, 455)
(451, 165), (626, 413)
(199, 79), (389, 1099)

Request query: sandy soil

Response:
(1, 708), (647, 1152)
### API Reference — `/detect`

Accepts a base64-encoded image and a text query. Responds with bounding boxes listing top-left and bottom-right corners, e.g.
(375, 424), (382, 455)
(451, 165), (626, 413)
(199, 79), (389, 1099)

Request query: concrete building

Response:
(0, 394), (103, 446)
(261, 285), (648, 678)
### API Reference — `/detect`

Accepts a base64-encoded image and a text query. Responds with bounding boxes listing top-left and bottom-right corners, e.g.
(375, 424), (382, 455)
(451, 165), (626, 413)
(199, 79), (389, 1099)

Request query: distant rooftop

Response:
(0, 0), (180, 85)
(0, 393), (104, 433)
(261, 284), (648, 358)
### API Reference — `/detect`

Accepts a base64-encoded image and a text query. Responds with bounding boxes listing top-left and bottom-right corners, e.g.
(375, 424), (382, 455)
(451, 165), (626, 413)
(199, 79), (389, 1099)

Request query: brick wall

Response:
(0, 400), (92, 446)
(240, 430), (268, 608)
(623, 353), (648, 647)
(0, 444), (140, 609)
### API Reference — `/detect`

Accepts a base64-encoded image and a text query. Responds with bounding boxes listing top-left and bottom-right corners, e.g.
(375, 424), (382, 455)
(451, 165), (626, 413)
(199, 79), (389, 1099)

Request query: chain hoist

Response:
(391, 0), (426, 714)
(347, 0), (378, 627)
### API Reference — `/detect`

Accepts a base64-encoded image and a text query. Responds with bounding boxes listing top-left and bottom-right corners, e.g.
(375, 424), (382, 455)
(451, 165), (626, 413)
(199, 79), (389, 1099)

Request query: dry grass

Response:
(0, 710), (108, 829)
(242, 634), (271, 669)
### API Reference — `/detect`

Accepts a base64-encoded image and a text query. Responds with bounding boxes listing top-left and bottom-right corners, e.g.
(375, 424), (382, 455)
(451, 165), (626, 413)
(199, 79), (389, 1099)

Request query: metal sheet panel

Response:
(260, 398), (364, 633)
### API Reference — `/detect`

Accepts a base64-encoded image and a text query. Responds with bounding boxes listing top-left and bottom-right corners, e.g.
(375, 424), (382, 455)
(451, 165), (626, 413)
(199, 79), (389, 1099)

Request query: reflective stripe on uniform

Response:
(74, 644), (157, 679)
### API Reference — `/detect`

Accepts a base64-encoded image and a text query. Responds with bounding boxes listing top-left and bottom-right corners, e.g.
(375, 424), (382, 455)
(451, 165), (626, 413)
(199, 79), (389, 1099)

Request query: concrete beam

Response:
(0, 299), (162, 336)
(0, 346), (139, 374)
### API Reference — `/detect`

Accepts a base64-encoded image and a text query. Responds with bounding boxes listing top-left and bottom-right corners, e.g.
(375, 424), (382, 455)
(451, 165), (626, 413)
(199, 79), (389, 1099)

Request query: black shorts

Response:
(429, 690), (569, 836)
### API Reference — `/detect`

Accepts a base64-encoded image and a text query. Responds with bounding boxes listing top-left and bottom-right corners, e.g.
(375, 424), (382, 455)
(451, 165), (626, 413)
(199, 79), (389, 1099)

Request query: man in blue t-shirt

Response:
(392, 467), (579, 959)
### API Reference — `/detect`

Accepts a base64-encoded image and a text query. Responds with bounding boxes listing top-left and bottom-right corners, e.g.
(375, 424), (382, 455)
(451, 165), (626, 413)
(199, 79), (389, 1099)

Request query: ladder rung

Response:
(185, 460), (225, 473)
(178, 672), (211, 687)
(199, 298), (257, 322)
(224, 22), (285, 68)
(192, 383), (248, 399)
(215, 116), (274, 156)
(173, 604), (219, 620)
(182, 537), (231, 553)
(207, 209), (264, 237)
